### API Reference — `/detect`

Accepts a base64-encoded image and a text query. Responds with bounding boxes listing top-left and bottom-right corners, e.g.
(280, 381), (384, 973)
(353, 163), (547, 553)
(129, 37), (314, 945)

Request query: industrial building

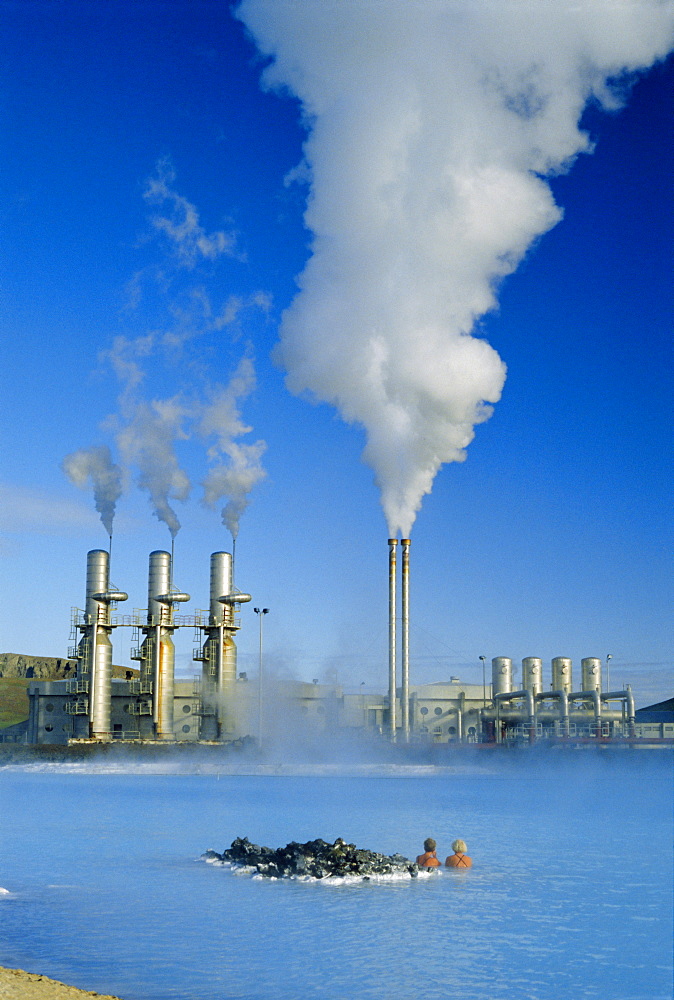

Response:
(14, 546), (674, 747)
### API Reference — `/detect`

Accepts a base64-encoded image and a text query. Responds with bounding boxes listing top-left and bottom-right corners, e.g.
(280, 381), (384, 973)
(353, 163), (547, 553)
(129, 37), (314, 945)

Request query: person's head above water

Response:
(452, 839), (467, 853)
(424, 838), (437, 852)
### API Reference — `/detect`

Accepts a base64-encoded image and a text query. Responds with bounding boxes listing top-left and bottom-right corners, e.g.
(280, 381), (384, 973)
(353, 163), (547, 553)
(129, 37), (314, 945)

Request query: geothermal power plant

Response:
(13, 541), (669, 748)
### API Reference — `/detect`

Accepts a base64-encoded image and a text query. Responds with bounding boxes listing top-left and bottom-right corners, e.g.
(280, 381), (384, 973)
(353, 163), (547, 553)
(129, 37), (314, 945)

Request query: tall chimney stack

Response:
(388, 538), (398, 741)
(401, 538), (411, 743)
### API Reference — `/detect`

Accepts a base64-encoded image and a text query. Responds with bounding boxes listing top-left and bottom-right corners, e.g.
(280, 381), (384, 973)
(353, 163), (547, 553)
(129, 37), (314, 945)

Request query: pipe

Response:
(494, 689), (536, 741)
(568, 690), (602, 733)
(601, 687), (636, 737)
(388, 539), (398, 741)
(401, 538), (411, 743)
(535, 690), (569, 737)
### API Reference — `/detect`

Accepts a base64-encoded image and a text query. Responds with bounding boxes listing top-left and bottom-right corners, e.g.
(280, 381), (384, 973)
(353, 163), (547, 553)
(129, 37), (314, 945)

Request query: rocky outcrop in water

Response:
(205, 836), (419, 879)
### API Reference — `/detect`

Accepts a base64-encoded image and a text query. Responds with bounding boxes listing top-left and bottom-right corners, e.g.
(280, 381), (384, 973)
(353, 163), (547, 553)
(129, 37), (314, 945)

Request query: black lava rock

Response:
(207, 836), (419, 879)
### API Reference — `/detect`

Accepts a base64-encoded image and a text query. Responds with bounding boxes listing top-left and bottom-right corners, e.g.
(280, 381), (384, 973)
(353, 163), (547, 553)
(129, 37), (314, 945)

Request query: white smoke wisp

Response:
(61, 445), (123, 537)
(200, 356), (267, 539)
(143, 158), (239, 268)
(116, 396), (191, 538)
(237, 0), (674, 536)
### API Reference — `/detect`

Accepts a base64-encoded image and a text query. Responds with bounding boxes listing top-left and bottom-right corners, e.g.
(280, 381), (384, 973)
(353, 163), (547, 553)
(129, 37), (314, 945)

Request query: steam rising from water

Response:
(238, 0), (674, 535)
(61, 445), (123, 537)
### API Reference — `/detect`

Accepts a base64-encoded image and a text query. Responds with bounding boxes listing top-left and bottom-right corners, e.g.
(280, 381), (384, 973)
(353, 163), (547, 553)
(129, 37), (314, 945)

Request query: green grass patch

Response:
(0, 677), (30, 728)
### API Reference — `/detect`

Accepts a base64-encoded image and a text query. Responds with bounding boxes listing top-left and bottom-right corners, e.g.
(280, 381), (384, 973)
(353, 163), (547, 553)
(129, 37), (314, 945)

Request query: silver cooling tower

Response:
(492, 657), (513, 696)
(78, 549), (128, 740)
(581, 657), (602, 693)
(522, 657), (543, 696)
(552, 657), (573, 694)
(140, 550), (189, 741)
(200, 551), (238, 738)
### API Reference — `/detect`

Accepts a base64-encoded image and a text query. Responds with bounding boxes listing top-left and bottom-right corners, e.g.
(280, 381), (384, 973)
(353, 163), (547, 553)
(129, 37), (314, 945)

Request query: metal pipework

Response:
(401, 538), (411, 743)
(492, 657), (513, 696)
(522, 657), (543, 696)
(388, 539), (398, 741)
(551, 657), (573, 694)
(535, 690), (569, 737)
(568, 689), (602, 729)
(581, 657), (602, 693)
(494, 688), (536, 742)
(601, 686), (636, 737)
(80, 549), (128, 741)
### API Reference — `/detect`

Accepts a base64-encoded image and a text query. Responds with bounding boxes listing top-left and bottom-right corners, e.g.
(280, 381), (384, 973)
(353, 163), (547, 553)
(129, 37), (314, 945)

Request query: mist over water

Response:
(0, 756), (671, 1000)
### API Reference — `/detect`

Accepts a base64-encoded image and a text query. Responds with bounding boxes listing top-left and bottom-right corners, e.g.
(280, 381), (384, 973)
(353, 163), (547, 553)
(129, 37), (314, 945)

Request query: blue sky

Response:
(1, 1), (672, 707)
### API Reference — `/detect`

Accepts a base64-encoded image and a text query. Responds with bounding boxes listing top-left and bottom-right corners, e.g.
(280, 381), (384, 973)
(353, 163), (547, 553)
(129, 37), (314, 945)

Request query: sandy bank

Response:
(0, 966), (124, 1000)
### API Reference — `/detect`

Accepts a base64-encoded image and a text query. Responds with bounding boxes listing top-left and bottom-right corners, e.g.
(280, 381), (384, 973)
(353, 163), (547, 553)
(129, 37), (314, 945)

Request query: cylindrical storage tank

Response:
(91, 629), (113, 740)
(85, 550), (109, 625)
(209, 551), (232, 626)
(522, 657), (543, 696)
(552, 657), (573, 693)
(148, 551), (171, 625)
(492, 657), (512, 696)
(582, 657), (602, 693)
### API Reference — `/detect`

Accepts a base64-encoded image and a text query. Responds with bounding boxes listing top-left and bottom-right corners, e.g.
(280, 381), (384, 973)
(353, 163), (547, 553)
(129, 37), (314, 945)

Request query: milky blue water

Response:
(0, 754), (671, 1000)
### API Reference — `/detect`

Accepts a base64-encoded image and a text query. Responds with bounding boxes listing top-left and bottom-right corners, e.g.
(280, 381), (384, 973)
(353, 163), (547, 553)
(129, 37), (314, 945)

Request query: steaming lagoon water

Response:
(0, 755), (671, 1000)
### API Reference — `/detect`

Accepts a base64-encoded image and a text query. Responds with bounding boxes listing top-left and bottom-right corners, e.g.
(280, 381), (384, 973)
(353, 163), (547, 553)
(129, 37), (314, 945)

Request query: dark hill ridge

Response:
(0, 653), (138, 679)
(205, 836), (419, 879)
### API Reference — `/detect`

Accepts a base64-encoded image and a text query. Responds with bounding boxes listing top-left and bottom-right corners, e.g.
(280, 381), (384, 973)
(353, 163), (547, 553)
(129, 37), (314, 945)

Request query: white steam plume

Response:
(238, 0), (674, 536)
(143, 158), (239, 268)
(61, 445), (123, 537)
(200, 356), (267, 539)
(116, 397), (190, 538)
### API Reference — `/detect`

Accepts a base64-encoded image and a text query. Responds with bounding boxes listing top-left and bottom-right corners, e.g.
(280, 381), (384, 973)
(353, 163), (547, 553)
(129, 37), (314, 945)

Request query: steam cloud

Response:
(238, 0), (674, 536)
(65, 164), (267, 541)
(62, 446), (123, 537)
(115, 396), (191, 539)
(200, 356), (267, 540)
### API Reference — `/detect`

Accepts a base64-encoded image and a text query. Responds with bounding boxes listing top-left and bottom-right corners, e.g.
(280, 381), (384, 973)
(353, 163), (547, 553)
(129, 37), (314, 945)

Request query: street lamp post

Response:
(254, 607), (269, 750)
(479, 656), (486, 707)
(606, 654), (612, 692)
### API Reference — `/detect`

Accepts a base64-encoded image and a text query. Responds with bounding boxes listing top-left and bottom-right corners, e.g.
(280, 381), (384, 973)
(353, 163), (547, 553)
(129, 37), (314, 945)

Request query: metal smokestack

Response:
(202, 551), (235, 739)
(140, 550), (189, 741)
(401, 538), (411, 743)
(388, 538), (398, 741)
(77, 549), (127, 740)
